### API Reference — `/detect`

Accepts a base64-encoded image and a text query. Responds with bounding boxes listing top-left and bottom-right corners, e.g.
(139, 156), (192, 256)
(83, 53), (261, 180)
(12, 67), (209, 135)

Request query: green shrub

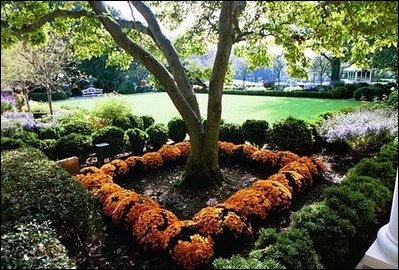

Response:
(30, 91), (68, 102)
(92, 126), (125, 157)
(128, 114), (145, 130)
(136, 85), (151, 93)
(346, 158), (396, 189)
(60, 120), (95, 136)
(13, 130), (41, 148)
(353, 86), (390, 101)
(254, 227), (279, 249)
(146, 123), (168, 150)
(1, 101), (13, 114)
(112, 115), (132, 130)
(324, 185), (376, 227)
(168, 117), (187, 143)
(1, 220), (76, 269)
(378, 137), (398, 166)
(269, 117), (313, 153)
(38, 126), (60, 140)
(93, 94), (132, 124)
(1, 148), (104, 258)
(292, 202), (357, 267)
(126, 128), (148, 155)
(219, 123), (244, 144)
(213, 254), (285, 269)
(1, 137), (25, 151)
(55, 133), (92, 160)
(331, 86), (354, 99)
(387, 90), (398, 109)
(218, 89), (336, 98)
(241, 119), (269, 147)
(258, 229), (323, 269)
(140, 115), (155, 129)
(117, 80), (136, 94)
(38, 139), (58, 160)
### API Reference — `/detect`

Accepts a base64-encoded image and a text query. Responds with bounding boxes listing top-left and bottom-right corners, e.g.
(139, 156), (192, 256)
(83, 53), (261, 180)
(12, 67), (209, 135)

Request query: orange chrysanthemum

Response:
(142, 152), (164, 170)
(124, 196), (160, 226)
(251, 180), (292, 210)
(171, 234), (214, 269)
(79, 166), (101, 175)
(231, 144), (259, 162)
(279, 161), (313, 188)
(266, 173), (293, 194)
(280, 170), (307, 193)
(103, 190), (135, 218)
(109, 191), (142, 225)
(94, 183), (124, 205)
(218, 141), (236, 156)
(250, 149), (279, 170)
(100, 163), (117, 177)
(174, 141), (191, 157)
(158, 145), (182, 163)
(275, 151), (300, 167)
(75, 172), (113, 192)
(110, 159), (129, 175)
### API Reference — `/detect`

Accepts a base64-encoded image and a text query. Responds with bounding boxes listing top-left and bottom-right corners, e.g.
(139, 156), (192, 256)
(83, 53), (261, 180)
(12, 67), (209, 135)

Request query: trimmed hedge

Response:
(167, 117), (187, 143)
(1, 148), (104, 260)
(219, 123), (244, 144)
(220, 90), (336, 99)
(92, 126), (125, 157)
(117, 81), (136, 94)
(55, 133), (92, 160)
(140, 115), (155, 129)
(30, 91), (68, 102)
(241, 119), (269, 147)
(126, 128), (148, 155)
(1, 137), (25, 151)
(146, 123), (168, 150)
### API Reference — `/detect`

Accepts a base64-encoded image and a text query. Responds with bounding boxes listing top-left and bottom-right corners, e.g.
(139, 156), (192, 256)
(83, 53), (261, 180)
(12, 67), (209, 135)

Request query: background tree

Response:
(2, 1), (397, 188)
(311, 55), (331, 86)
(272, 55), (285, 89)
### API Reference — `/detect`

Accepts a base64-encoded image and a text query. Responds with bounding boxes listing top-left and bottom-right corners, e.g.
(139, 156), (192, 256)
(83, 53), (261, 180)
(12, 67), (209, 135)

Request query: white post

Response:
(357, 170), (398, 269)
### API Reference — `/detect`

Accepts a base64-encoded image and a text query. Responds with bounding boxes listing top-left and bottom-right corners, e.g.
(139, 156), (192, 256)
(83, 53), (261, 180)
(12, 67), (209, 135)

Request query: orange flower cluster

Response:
(110, 159), (128, 175)
(174, 141), (191, 157)
(108, 191), (142, 225)
(158, 145), (182, 163)
(124, 196), (160, 226)
(132, 208), (179, 250)
(218, 141), (236, 156)
(275, 151), (300, 167)
(279, 160), (313, 188)
(193, 206), (252, 238)
(266, 173), (293, 194)
(100, 163), (117, 177)
(171, 234), (214, 269)
(142, 152), (164, 170)
(79, 166), (101, 175)
(251, 180), (292, 210)
(94, 183), (124, 205)
(250, 149), (279, 169)
(221, 188), (272, 220)
(103, 190), (134, 218)
(75, 172), (113, 192)
(231, 144), (259, 161)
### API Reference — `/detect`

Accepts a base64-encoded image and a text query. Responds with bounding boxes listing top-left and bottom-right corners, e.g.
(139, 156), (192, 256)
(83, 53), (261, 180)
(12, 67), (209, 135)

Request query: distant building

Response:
(342, 65), (372, 83)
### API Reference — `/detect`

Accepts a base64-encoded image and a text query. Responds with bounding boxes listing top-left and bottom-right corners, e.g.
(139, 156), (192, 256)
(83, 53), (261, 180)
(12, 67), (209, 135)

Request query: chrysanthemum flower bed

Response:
(74, 141), (325, 268)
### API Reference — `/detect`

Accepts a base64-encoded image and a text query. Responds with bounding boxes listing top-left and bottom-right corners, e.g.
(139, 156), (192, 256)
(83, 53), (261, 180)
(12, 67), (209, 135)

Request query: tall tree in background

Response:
(2, 1), (397, 188)
(272, 55), (285, 88)
(311, 55), (331, 86)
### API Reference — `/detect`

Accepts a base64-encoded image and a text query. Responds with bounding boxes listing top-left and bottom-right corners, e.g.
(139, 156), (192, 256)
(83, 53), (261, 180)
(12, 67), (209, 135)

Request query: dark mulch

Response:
(86, 153), (354, 269)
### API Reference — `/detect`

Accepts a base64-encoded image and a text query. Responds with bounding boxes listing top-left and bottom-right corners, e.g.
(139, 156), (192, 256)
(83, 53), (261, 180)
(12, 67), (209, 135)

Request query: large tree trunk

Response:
(330, 57), (341, 86)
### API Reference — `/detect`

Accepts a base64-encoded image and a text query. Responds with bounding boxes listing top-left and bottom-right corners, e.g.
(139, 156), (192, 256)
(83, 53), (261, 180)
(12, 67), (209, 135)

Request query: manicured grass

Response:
(54, 92), (360, 124)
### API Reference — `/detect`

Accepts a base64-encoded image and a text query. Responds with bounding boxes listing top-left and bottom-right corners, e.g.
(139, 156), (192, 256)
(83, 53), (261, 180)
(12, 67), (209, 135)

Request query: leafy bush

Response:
(13, 130), (42, 148)
(92, 126), (125, 157)
(318, 108), (398, 158)
(93, 94), (132, 124)
(38, 126), (60, 140)
(55, 133), (92, 160)
(29, 91), (68, 102)
(167, 117), (187, 143)
(378, 137), (398, 166)
(387, 89), (398, 109)
(146, 123), (168, 150)
(128, 114), (145, 130)
(331, 86), (354, 99)
(346, 158), (397, 189)
(126, 128), (148, 154)
(117, 80), (136, 94)
(140, 115), (155, 129)
(136, 85), (152, 93)
(1, 148), (104, 258)
(37, 139), (58, 160)
(353, 86), (390, 101)
(219, 123), (244, 144)
(1, 220), (76, 269)
(269, 117), (313, 153)
(254, 227), (279, 249)
(1, 101), (13, 114)
(220, 89), (336, 98)
(112, 115), (132, 130)
(60, 119), (95, 136)
(213, 254), (285, 269)
(1, 137), (25, 151)
(241, 119), (269, 147)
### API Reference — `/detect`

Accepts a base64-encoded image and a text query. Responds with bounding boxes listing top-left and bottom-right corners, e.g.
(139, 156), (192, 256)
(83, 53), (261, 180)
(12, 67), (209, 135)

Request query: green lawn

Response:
(54, 92), (360, 124)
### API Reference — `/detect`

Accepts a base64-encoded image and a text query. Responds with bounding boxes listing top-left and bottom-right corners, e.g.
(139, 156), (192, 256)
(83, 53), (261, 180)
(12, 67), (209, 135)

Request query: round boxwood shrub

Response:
(126, 128), (149, 154)
(38, 139), (58, 160)
(353, 86), (390, 101)
(269, 117), (313, 153)
(128, 114), (145, 130)
(1, 137), (25, 151)
(92, 126), (125, 157)
(219, 123), (244, 144)
(55, 133), (92, 160)
(117, 80), (137, 94)
(38, 126), (60, 140)
(1, 148), (104, 259)
(60, 119), (95, 136)
(112, 115), (132, 130)
(146, 123), (168, 150)
(140, 115), (155, 129)
(1, 220), (76, 269)
(13, 130), (41, 148)
(331, 86), (353, 99)
(387, 90), (398, 109)
(167, 117), (187, 143)
(241, 119), (269, 147)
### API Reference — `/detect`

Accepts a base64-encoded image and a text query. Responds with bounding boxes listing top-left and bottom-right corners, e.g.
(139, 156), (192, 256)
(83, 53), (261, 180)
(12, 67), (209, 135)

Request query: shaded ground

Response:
(86, 152), (352, 269)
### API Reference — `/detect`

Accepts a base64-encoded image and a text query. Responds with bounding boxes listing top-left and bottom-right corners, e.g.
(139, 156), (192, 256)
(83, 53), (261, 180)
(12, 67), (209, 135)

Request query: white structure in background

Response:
(82, 87), (103, 97)
(342, 65), (372, 83)
(357, 171), (398, 269)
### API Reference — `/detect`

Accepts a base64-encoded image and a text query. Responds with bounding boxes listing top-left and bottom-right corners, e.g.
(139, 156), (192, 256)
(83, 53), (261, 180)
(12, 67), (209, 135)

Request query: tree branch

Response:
(130, 1), (202, 121)
(88, 1), (201, 135)
(116, 19), (152, 37)
(12, 9), (90, 35)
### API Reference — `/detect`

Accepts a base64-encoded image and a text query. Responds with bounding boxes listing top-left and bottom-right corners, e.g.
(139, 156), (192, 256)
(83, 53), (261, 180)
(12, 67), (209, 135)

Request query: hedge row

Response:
(29, 91), (68, 101)
(75, 141), (326, 268)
